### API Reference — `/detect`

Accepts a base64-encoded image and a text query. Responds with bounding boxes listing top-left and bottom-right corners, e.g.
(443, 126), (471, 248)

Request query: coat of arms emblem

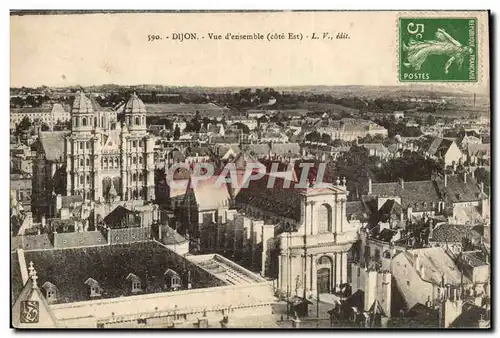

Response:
(20, 301), (39, 323)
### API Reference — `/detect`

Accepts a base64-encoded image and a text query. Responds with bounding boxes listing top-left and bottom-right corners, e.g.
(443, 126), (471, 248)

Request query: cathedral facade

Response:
(65, 91), (155, 202)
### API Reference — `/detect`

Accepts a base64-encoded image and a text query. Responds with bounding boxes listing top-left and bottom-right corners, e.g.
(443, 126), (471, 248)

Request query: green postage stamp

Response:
(399, 17), (478, 82)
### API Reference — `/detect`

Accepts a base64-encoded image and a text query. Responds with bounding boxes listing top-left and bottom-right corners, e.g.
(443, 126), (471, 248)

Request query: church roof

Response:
(16, 241), (226, 304)
(38, 131), (68, 162)
(124, 93), (147, 114)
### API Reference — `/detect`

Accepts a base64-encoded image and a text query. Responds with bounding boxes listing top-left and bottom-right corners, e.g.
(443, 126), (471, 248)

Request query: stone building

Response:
(65, 91), (156, 202)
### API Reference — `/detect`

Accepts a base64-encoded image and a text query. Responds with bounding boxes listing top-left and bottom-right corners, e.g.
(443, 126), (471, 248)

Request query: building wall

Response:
(50, 281), (274, 328)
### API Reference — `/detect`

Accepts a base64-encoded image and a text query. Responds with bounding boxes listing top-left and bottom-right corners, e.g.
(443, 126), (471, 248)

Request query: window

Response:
(94, 117), (97, 126)
(82, 117), (87, 126)
(80, 175), (84, 185)
(101, 116), (104, 127)
(132, 173), (137, 181)
(142, 116), (146, 125)
(139, 157), (143, 164)
(135, 117), (140, 125)
(86, 158), (90, 166)
(114, 158), (119, 167)
(80, 158), (84, 166)
(86, 175), (90, 183)
(133, 157), (137, 164)
(137, 319), (147, 325)
(139, 140), (143, 148)
(86, 141), (90, 149)
(139, 173), (143, 182)
(79, 142), (83, 150)
(133, 281), (141, 291)
(406, 280), (410, 286)
(103, 158), (108, 167)
(132, 140), (137, 148)
(172, 276), (181, 286)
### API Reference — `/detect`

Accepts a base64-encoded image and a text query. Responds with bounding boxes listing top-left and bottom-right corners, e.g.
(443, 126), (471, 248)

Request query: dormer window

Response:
(165, 269), (182, 290)
(126, 273), (142, 293)
(84, 278), (101, 298)
(42, 281), (57, 304)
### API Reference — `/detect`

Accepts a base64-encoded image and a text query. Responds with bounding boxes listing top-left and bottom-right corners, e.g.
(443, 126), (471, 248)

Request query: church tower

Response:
(121, 93), (155, 201)
(65, 91), (99, 200)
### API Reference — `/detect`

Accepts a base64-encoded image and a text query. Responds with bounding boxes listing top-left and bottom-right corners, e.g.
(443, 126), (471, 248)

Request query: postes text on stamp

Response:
(399, 17), (477, 82)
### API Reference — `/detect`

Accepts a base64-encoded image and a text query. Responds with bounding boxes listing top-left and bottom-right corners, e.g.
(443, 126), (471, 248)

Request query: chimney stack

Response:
(415, 254), (420, 271)
(463, 172), (467, 184)
(368, 177), (372, 195)
(444, 174), (448, 187)
(399, 178), (404, 189)
(480, 182), (484, 194)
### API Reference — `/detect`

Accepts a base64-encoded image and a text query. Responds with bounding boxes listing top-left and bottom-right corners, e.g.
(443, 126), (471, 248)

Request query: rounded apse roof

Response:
(124, 92), (147, 114)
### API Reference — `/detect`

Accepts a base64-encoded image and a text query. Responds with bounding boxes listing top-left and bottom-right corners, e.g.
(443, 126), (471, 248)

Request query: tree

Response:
(332, 139), (343, 147)
(15, 116), (31, 135)
(234, 122), (250, 134)
(173, 125), (181, 140)
(321, 133), (332, 145)
(305, 131), (321, 143)
(426, 114), (437, 126)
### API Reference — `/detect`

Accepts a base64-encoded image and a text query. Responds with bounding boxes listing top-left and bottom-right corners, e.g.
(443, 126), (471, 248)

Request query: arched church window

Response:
(80, 175), (84, 185)
(79, 158), (84, 167)
(135, 117), (140, 125)
(82, 117), (87, 126)
(86, 175), (90, 183)
(132, 141), (137, 148)
(133, 173), (137, 181)
(139, 173), (143, 182)
(317, 204), (332, 233)
(86, 158), (90, 166)
(133, 157), (137, 164)
(94, 117), (97, 126)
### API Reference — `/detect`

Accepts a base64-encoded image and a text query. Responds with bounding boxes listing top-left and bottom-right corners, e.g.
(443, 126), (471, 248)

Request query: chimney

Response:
(444, 174), (448, 187)
(368, 177), (372, 194)
(414, 254), (420, 271)
(41, 215), (46, 229)
(480, 182), (484, 194)
(399, 178), (404, 189)
(463, 172), (467, 183)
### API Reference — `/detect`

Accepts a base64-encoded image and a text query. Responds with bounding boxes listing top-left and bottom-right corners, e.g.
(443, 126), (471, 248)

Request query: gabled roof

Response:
(360, 143), (390, 155)
(430, 223), (482, 243)
(427, 138), (455, 157)
(164, 268), (179, 277)
(403, 247), (470, 286)
(126, 273), (141, 282)
(12, 278), (58, 328)
(371, 180), (439, 211)
(467, 143), (490, 157)
(38, 132), (68, 162)
(103, 206), (138, 228)
(434, 174), (486, 203)
(84, 277), (100, 286)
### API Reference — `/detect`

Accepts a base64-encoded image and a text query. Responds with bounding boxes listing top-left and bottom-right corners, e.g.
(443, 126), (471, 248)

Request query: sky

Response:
(10, 11), (490, 91)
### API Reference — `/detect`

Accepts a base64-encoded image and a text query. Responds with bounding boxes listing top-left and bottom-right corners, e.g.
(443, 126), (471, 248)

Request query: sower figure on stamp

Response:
(403, 28), (473, 74)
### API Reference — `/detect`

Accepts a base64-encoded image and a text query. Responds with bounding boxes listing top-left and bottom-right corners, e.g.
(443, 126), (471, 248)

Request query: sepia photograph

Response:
(9, 10), (491, 329)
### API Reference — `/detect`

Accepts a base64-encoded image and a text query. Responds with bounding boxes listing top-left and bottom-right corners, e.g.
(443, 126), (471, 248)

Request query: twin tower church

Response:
(64, 91), (156, 202)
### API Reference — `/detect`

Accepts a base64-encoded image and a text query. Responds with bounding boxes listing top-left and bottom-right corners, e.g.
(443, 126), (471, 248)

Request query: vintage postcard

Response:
(10, 10), (490, 329)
